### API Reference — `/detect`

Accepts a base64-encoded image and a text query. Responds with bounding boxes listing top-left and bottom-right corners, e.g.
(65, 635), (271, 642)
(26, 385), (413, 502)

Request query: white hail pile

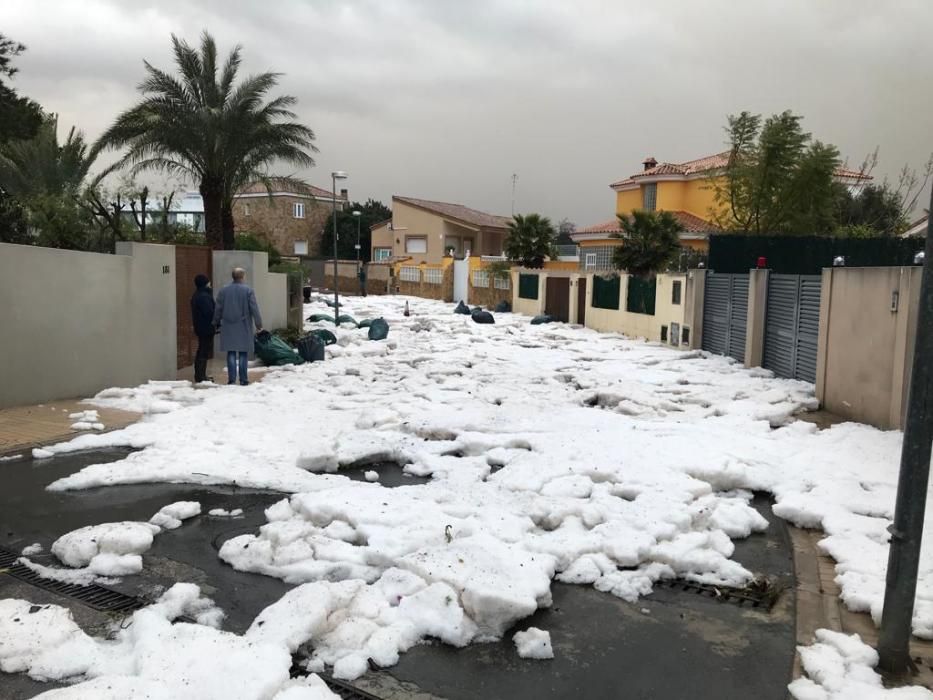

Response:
(6, 294), (930, 692)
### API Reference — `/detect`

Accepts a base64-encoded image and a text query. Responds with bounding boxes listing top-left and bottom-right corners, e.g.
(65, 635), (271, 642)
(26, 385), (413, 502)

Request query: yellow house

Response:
(370, 196), (511, 265)
(574, 151), (871, 271)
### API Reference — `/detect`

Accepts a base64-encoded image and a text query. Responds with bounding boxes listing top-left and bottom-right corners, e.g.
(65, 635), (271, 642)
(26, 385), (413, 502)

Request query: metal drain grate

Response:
(0, 545), (145, 614)
(322, 676), (383, 700)
(655, 577), (781, 610)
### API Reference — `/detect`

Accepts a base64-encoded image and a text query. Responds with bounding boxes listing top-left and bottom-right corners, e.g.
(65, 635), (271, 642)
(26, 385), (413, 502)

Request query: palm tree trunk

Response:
(221, 201), (236, 250)
(200, 178), (224, 249)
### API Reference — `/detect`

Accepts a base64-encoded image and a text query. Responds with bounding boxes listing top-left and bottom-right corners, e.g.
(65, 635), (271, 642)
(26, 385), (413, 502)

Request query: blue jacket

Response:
(213, 282), (263, 352)
(191, 287), (215, 337)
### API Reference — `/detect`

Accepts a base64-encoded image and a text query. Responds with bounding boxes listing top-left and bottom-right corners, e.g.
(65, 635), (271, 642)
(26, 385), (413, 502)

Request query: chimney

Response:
(340, 188), (348, 200)
(642, 157), (657, 171)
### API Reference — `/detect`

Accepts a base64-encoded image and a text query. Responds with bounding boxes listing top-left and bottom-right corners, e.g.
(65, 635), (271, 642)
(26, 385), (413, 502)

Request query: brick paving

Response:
(0, 400), (139, 457)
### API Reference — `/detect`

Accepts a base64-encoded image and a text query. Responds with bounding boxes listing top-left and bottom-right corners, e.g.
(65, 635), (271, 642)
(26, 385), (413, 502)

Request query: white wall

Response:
(511, 270), (546, 316)
(212, 251), (288, 331)
(0, 242), (177, 409)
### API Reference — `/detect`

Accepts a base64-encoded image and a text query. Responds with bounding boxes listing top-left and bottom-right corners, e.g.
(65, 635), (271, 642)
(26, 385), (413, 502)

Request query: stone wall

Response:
(469, 277), (511, 309)
(232, 195), (331, 256)
(393, 265), (453, 301)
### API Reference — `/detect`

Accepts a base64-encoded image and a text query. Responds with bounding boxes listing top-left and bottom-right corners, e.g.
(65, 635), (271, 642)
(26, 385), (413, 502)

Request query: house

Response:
(231, 179), (348, 256)
(119, 191), (206, 233)
(574, 150), (872, 271)
(903, 214), (928, 237)
(370, 196), (511, 265)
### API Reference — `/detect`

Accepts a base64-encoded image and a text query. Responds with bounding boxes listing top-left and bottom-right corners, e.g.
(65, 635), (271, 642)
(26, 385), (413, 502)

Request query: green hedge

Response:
(626, 276), (656, 315)
(518, 273), (539, 300)
(708, 234), (925, 275)
(592, 275), (620, 310)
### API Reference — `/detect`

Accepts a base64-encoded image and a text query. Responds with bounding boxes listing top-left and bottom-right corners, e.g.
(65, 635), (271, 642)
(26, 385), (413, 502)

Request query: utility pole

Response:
(511, 173), (518, 216)
(878, 185), (933, 674)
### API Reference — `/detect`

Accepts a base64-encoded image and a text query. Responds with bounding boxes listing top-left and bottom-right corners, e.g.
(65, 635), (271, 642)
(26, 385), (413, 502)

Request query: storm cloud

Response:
(2, 0), (930, 224)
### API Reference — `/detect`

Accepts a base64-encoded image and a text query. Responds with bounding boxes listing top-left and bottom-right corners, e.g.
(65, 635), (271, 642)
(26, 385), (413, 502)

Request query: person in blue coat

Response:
(190, 274), (216, 383)
(213, 267), (263, 385)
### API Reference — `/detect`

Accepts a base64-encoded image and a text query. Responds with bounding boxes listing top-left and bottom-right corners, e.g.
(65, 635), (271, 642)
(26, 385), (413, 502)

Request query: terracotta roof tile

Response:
(611, 150), (872, 188)
(236, 178), (344, 199)
(576, 211), (718, 237)
(393, 196), (511, 229)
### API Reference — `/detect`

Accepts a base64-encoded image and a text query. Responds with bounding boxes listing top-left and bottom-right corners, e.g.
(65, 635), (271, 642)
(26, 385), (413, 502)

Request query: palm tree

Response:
(611, 209), (683, 277)
(0, 115), (96, 197)
(94, 31), (317, 249)
(504, 213), (557, 268)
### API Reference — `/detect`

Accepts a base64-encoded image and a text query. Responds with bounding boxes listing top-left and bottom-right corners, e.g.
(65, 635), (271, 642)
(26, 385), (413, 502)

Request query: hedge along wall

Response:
(708, 234), (926, 274)
(518, 273), (539, 300)
(592, 274), (621, 310)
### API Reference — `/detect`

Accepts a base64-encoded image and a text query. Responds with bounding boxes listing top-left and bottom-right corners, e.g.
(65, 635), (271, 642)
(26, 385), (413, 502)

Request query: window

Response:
(243, 203), (251, 217)
(472, 270), (490, 288)
(424, 268), (444, 284)
(493, 274), (510, 290)
(682, 327), (690, 345)
(373, 248), (392, 261)
(584, 253), (597, 270)
(581, 246), (615, 272)
(518, 274), (539, 300)
(642, 183), (657, 211)
(293, 240), (308, 256)
(671, 280), (682, 305)
(399, 266), (420, 282)
(661, 325), (668, 342)
(292, 202), (305, 219)
(405, 236), (427, 254)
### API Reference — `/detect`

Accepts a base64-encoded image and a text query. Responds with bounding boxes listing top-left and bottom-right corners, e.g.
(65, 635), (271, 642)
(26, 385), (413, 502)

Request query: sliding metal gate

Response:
(702, 273), (749, 362)
(762, 274), (821, 383)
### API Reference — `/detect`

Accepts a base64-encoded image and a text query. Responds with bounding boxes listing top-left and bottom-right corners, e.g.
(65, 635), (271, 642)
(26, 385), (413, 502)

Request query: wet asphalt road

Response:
(0, 449), (795, 700)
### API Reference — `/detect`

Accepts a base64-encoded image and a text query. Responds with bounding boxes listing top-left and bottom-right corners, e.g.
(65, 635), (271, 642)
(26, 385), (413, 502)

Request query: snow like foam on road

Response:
(0, 584), (337, 700)
(789, 629), (933, 699)
(19, 295), (930, 680)
(513, 627), (553, 659)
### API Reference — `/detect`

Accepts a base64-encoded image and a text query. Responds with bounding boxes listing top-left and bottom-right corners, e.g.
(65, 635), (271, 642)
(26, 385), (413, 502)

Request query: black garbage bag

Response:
(357, 319), (373, 328)
(472, 306), (484, 314)
(454, 300), (471, 315)
(254, 330), (304, 366)
(296, 334), (326, 362)
(495, 300), (512, 313)
(308, 328), (337, 345)
(471, 309), (495, 324)
(368, 317), (390, 340)
(530, 314), (554, 325)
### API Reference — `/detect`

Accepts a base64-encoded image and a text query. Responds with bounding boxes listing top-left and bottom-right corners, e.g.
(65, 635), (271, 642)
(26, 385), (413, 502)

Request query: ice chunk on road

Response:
(209, 507), (244, 517)
(150, 501), (202, 530)
(51, 521), (158, 573)
(513, 627), (554, 659)
(364, 470), (379, 482)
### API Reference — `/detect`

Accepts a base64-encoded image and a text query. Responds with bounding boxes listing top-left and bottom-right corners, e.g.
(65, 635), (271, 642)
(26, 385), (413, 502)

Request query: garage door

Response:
(763, 274), (821, 383)
(702, 273), (749, 362)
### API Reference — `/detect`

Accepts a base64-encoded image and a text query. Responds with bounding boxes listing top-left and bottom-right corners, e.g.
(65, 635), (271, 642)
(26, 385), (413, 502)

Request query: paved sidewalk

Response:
(790, 526), (933, 690)
(0, 400), (139, 457)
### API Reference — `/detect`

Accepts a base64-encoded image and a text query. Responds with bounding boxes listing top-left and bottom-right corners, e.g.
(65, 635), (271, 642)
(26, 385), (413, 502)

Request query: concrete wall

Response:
(511, 270), (546, 316)
(744, 269), (769, 367)
(583, 272), (689, 343)
(0, 242), (177, 409)
(816, 266), (922, 429)
(212, 250), (288, 331)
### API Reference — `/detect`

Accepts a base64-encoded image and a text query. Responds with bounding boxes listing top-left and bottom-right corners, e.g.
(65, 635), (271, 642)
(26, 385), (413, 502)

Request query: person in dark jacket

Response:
(191, 274), (216, 383)
(357, 263), (367, 297)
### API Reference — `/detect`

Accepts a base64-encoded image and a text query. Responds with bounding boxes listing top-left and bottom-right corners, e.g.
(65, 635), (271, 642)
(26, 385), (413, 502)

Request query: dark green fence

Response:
(592, 275), (621, 310)
(518, 273), (539, 300)
(626, 276), (656, 315)
(708, 234), (925, 275)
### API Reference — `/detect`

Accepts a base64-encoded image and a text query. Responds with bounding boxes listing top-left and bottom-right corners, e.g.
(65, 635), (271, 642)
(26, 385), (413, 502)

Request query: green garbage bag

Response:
(530, 314), (554, 325)
(254, 331), (304, 366)
(306, 313), (334, 324)
(368, 318), (389, 341)
(337, 314), (358, 326)
(357, 319), (373, 328)
(308, 328), (337, 345)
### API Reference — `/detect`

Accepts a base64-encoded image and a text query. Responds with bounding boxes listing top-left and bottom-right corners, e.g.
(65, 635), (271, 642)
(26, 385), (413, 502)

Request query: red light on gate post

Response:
(756, 256), (767, 269)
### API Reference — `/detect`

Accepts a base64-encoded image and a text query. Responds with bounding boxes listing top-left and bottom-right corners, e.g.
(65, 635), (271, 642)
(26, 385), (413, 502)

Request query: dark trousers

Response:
(194, 333), (214, 382)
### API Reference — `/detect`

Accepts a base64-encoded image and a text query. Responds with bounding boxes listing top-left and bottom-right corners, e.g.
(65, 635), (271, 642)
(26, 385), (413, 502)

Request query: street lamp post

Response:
(352, 210), (362, 297)
(331, 171), (348, 327)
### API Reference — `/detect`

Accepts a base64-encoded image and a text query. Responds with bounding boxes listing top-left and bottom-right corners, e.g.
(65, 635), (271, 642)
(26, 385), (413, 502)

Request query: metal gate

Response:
(577, 278), (587, 326)
(763, 274), (821, 383)
(453, 259), (469, 303)
(545, 277), (570, 322)
(702, 272), (748, 362)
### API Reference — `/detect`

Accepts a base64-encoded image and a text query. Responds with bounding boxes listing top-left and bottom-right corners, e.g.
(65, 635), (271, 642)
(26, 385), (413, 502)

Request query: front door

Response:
(545, 277), (570, 322)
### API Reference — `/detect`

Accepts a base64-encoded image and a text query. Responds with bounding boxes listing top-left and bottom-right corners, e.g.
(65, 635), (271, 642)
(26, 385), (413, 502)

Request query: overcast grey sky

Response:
(2, 0), (931, 225)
